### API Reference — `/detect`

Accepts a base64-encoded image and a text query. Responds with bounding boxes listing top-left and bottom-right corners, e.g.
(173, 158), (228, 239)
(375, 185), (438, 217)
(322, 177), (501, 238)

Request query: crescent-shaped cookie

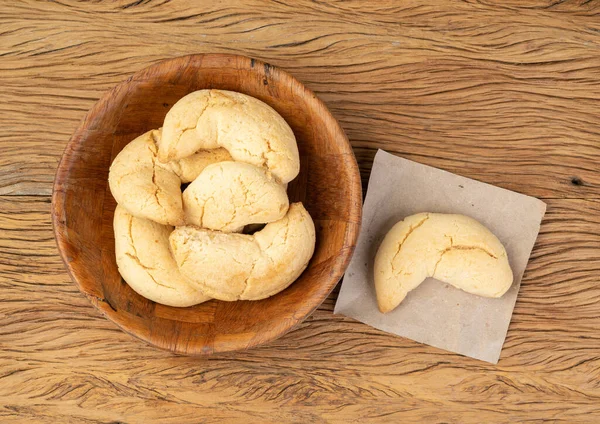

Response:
(375, 213), (513, 313)
(169, 203), (315, 301)
(182, 161), (289, 232)
(159, 89), (300, 184)
(164, 147), (233, 183)
(109, 130), (184, 226)
(109, 129), (233, 225)
(153, 128), (233, 183)
(113, 205), (210, 307)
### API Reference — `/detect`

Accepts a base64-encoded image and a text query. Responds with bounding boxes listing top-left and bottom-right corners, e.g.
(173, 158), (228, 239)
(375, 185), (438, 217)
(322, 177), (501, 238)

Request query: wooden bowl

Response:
(52, 54), (362, 355)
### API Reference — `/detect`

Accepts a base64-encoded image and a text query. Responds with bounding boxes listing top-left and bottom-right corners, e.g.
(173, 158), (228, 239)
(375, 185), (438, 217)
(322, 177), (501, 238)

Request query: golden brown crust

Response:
(113, 205), (210, 307)
(375, 213), (513, 313)
(169, 203), (315, 301)
(159, 89), (300, 183)
(108, 130), (184, 226)
(110, 91), (313, 306)
(182, 161), (289, 232)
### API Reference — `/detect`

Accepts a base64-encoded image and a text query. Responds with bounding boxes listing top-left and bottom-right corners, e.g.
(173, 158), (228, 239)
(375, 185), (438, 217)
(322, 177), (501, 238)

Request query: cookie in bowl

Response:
(107, 89), (315, 308)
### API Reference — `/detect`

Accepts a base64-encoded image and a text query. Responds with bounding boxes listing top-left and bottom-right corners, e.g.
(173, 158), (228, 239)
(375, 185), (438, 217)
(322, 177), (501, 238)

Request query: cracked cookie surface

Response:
(109, 130), (184, 226)
(169, 203), (315, 301)
(113, 205), (211, 307)
(182, 161), (289, 232)
(110, 91), (314, 306)
(154, 128), (233, 183)
(159, 89), (300, 184)
(109, 129), (233, 225)
(375, 213), (513, 313)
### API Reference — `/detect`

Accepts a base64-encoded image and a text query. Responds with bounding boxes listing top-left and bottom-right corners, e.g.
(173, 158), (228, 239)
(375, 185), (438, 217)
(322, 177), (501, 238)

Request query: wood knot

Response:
(264, 63), (272, 76)
(571, 176), (584, 186)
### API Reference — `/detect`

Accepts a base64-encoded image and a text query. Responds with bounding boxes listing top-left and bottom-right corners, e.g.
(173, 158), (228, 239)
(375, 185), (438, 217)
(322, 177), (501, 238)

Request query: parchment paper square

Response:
(334, 150), (546, 363)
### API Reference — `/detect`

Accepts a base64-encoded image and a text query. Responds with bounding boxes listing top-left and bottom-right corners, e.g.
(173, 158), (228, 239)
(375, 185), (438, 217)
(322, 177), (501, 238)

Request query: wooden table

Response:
(1, 1), (599, 422)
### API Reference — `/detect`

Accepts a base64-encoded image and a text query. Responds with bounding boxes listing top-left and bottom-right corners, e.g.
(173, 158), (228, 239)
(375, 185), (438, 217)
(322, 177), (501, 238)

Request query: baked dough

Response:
(159, 89), (300, 184)
(153, 128), (233, 183)
(110, 90), (314, 306)
(113, 205), (210, 307)
(109, 129), (233, 225)
(109, 130), (184, 226)
(164, 147), (232, 183)
(169, 203), (315, 301)
(183, 161), (289, 232)
(375, 213), (513, 313)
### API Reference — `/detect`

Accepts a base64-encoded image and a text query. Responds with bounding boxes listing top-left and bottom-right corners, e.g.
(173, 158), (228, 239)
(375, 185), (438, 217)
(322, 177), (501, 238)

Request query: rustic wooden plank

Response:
(2, 0), (600, 422)
(1, 0), (600, 197)
(0, 195), (599, 422)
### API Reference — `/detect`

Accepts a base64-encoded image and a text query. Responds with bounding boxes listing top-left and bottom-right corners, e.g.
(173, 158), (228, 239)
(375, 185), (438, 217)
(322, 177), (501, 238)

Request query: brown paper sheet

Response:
(334, 150), (546, 363)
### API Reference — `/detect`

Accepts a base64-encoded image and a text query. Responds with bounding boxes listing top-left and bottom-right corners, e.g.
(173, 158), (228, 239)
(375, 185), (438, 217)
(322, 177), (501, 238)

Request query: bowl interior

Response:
(53, 54), (362, 354)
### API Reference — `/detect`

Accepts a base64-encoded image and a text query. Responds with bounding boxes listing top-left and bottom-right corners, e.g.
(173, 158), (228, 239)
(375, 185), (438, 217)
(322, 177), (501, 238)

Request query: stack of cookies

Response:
(109, 90), (315, 307)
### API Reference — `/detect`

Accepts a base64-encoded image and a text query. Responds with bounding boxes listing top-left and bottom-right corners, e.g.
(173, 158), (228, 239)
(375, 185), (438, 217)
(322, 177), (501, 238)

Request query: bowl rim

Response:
(51, 53), (363, 355)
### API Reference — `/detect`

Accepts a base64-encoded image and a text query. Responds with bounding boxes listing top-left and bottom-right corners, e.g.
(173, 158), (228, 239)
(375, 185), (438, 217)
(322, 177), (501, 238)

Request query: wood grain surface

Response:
(1, 0), (599, 422)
